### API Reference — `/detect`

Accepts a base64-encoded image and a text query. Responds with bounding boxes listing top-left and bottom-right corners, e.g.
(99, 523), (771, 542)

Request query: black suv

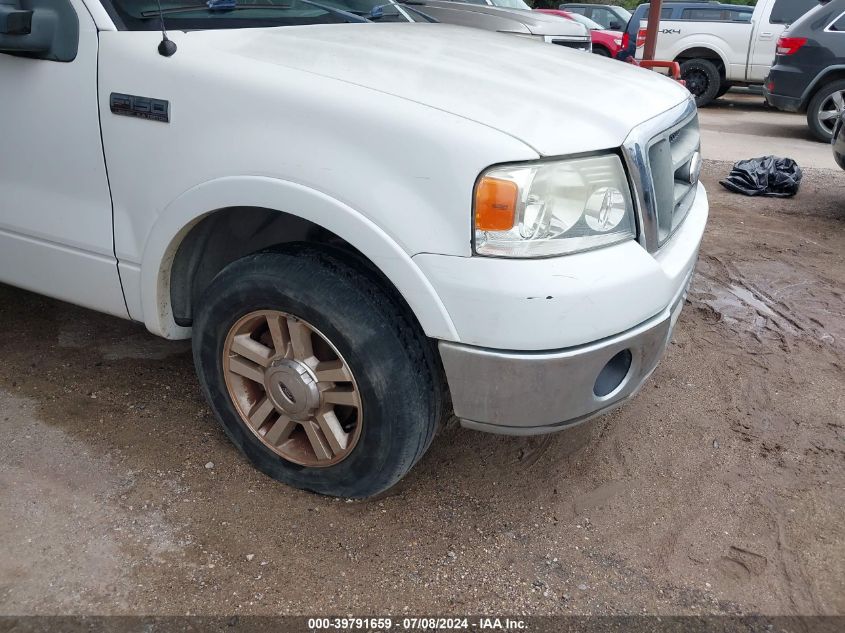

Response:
(766, 0), (845, 141)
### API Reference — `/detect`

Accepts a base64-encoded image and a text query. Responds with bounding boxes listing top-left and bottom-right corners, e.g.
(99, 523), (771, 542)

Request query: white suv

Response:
(0, 0), (707, 497)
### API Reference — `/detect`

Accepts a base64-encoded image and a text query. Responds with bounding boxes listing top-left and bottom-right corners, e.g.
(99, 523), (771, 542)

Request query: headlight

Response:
(474, 154), (636, 258)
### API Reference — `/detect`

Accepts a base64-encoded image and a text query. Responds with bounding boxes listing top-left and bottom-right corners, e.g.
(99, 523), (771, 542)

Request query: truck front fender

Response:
(138, 176), (459, 342)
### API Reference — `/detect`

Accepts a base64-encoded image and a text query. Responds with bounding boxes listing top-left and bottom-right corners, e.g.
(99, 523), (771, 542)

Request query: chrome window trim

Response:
(825, 10), (845, 32)
(622, 97), (698, 253)
(391, 1), (415, 22)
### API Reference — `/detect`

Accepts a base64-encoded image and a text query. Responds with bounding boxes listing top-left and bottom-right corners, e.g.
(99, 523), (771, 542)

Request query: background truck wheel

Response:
(592, 46), (611, 58)
(680, 59), (721, 107)
(715, 83), (732, 99)
(807, 80), (845, 142)
(192, 245), (443, 498)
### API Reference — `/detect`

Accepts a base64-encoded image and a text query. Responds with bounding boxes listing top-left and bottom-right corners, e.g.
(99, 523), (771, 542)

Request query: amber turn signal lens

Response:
(475, 177), (518, 232)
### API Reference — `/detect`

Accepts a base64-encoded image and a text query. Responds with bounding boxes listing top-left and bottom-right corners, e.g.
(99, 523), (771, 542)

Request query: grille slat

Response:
(546, 37), (592, 52)
(670, 125), (700, 171)
(663, 116), (701, 241)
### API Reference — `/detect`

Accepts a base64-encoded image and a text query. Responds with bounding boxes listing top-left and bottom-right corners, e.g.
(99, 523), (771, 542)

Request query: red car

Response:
(535, 9), (624, 58)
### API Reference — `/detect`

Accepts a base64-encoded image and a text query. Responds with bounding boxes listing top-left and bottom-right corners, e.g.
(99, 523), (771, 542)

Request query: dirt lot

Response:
(0, 162), (843, 617)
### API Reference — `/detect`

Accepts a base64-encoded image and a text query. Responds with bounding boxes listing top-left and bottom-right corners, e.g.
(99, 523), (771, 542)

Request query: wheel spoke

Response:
(231, 334), (274, 367)
(223, 308), (362, 468)
(820, 109), (838, 122)
(833, 91), (845, 111)
(314, 359), (351, 383)
(228, 357), (265, 384)
(302, 420), (333, 460)
(248, 397), (276, 431)
(287, 318), (314, 361)
(266, 314), (288, 357)
(263, 415), (297, 446)
(316, 409), (349, 453)
(323, 387), (359, 408)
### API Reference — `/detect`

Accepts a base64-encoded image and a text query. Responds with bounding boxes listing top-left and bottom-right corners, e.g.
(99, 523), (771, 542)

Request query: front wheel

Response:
(680, 59), (722, 107)
(592, 46), (611, 58)
(192, 246), (443, 498)
(807, 80), (845, 142)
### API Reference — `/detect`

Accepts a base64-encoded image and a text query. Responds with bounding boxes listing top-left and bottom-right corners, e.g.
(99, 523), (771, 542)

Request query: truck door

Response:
(748, 0), (817, 82)
(0, 0), (127, 317)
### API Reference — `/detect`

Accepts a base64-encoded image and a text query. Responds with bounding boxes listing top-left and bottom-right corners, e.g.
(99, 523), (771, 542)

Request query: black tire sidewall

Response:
(807, 80), (845, 143)
(192, 248), (439, 498)
(593, 46), (611, 57)
(681, 59), (721, 107)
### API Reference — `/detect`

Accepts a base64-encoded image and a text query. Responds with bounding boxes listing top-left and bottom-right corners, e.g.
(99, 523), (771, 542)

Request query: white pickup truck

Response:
(0, 0), (707, 498)
(632, 0), (819, 106)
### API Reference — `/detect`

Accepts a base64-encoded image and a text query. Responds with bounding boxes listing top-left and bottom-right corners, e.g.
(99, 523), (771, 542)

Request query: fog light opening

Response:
(594, 349), (633, 398)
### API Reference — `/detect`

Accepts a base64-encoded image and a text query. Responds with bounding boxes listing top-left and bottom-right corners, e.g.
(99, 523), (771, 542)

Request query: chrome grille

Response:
(545, 37), (592, 52)
(622, 98), (701, 253)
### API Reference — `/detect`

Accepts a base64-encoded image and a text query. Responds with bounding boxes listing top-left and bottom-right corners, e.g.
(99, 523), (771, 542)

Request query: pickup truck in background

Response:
(626, 0), (820, 106)
(0, 0), (706, 498)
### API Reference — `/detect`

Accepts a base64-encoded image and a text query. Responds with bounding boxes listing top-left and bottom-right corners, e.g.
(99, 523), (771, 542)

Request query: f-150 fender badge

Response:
(110, 93), (170, 123)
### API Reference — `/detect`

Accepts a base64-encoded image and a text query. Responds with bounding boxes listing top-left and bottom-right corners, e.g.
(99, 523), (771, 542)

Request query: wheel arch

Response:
(139, 176), (459, 342)
(801, 67), (845, 111)
(675, 47), (727, 77)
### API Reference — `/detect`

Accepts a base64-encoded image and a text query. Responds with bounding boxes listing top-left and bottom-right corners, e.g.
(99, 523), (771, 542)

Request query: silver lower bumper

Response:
(439, 273), (692, 436)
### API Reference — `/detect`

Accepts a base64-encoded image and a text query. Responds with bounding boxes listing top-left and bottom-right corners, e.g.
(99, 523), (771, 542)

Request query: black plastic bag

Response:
(719, 156), (803, 198)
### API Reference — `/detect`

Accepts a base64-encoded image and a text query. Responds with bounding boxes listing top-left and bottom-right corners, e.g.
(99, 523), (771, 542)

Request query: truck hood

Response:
(187, 23), (691, 156)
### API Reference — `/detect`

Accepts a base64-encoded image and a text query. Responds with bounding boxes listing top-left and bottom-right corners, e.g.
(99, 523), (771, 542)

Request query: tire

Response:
(680, 59), (722, 107)
(715, 83), (732, 99)
(592, 46), (611, 58)
(807, 79), (845, 143)
(192, 245), (443, 498)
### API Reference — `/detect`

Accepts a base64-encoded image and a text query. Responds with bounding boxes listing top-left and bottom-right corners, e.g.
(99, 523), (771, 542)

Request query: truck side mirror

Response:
(0, 1), (78, 62)
(609, 20), (622, 30)
(0, 5), (34, 35)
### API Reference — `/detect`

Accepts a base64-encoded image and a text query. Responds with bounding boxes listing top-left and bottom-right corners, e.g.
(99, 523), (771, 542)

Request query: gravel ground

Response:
(0, 162), (843, 617)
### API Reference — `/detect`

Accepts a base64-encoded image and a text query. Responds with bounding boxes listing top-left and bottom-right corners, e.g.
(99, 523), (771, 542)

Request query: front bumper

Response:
(415, 182), (707, 351)
(439, 268), (693, 435)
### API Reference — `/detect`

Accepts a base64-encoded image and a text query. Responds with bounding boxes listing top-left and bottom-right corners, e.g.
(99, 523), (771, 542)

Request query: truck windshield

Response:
(102, 0), (414, 29)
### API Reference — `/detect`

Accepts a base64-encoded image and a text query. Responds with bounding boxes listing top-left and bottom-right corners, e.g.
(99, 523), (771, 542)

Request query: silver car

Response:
(397, 0), (592, 51)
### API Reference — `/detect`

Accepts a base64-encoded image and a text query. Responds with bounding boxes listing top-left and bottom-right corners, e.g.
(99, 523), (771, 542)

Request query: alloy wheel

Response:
(817, 90), (845, 135)
(222, 310), (362, 467)
(685, 69), (708, 97)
